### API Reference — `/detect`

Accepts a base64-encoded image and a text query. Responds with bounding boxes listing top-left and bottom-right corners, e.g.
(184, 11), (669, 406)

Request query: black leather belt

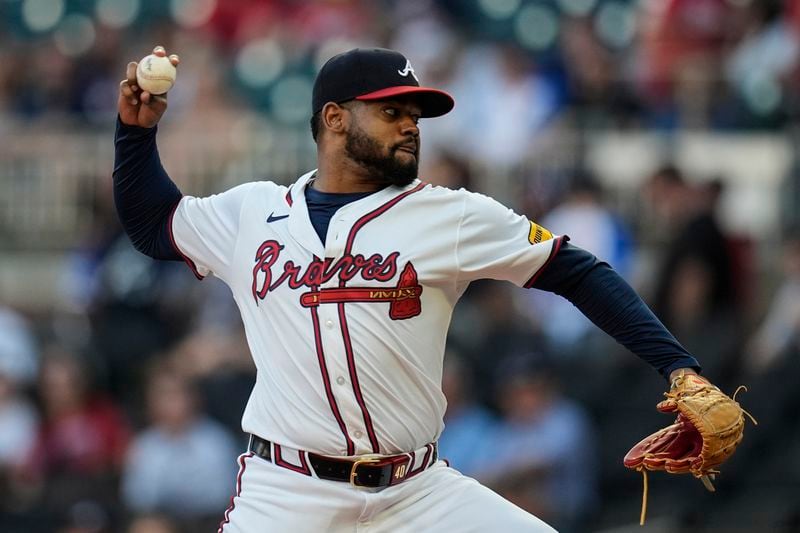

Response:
(248, 434), (437, 488)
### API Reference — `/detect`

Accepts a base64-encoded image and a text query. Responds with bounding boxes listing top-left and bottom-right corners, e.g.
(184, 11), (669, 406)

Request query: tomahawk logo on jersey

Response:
(168, 170), (561, 457)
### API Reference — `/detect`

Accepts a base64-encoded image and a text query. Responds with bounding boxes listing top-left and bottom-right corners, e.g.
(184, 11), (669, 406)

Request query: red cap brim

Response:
(356, 86), (455, 118)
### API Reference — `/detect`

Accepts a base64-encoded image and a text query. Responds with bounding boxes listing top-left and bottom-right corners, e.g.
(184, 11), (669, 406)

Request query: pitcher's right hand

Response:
(118, 45), (179, 128)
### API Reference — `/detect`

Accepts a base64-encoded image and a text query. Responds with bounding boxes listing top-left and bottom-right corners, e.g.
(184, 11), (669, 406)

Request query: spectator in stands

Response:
(85, 231), (194, 400)
(447, 281), (546, 406)
(727, 234), (800, 497)
(0, 365), (38, 470)
(645, 166), (740, 381)
(23, 349), (131, 521)
(559, 17), (642, 129)
(168, 329), (255, 437)
(0, 353), (39, 519)
(745, 230), (800, 375)
(438, 352), (497, 477)
(724, 0), (799, 127)
(524, 171), (634, 356)
(442, 43), (562, 167)
(636, 0), (734, 128)
(0, 306), (39, 386)
(421, 150), (474, 191)
(120, 362), (237, 527)
(475, 354), (596, 533)
(0, 305), (39, 478)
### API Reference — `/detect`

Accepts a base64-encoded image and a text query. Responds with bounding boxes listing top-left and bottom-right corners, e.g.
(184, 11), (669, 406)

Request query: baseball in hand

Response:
(136, 54), (177, 95)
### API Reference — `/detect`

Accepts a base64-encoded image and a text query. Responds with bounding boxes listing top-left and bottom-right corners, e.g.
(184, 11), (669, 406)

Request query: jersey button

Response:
(354, 430), (363, 439)
(325, 320), (334, 329)
(336, 376), (346, 385)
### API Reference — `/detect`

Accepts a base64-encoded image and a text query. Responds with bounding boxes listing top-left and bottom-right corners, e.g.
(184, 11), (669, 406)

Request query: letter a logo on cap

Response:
(397, 59), (419, 82)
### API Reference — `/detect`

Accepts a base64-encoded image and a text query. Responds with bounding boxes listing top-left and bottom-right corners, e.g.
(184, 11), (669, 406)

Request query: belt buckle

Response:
(349, 455), (382, 488)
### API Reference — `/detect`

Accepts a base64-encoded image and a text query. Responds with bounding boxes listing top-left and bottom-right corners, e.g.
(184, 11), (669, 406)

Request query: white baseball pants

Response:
(218, 452), (557, 532)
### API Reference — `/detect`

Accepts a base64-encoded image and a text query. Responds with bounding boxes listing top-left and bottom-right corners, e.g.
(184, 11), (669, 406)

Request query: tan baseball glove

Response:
(623, 371), (756, 525)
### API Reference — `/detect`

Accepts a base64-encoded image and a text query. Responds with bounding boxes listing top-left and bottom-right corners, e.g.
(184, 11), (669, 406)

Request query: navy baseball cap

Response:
(312, 48), (455, 118)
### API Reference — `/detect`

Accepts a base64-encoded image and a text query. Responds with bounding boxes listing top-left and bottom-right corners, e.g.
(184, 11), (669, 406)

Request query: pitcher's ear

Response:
(322, 102), (349, 134)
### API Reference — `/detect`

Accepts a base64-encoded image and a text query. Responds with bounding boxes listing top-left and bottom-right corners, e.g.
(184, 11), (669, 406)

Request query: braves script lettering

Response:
(252, 240), (399, 303)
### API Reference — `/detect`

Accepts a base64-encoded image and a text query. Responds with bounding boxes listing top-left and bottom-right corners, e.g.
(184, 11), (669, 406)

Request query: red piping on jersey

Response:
(309, 284), (356, 456)
(524, 236), (566, 289)
(343, 183), (426, 257)
(273, 444), (312, 476)
(285, 187), (293, 206)
(338, 302), (381, 453)
(217, 451), (253, 533)
(168, 201), (205, 280)
(335, 182), (427, 454)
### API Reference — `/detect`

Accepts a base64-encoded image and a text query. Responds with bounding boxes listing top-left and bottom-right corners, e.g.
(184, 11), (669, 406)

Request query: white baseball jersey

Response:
(170, 170), (562, 457)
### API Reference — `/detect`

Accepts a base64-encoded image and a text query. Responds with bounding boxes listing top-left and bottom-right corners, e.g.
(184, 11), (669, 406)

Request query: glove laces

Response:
(635, 467), (718, 526)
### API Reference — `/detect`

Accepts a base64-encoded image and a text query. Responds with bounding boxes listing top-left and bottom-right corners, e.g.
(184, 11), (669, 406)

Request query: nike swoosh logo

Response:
(267, 212), (289, 223)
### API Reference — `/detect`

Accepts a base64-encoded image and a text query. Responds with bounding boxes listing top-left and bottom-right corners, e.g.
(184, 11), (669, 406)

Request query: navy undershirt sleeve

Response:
(113, 117), (182, 261)
(532, 240), (701, 381)
(305, 186), (373, 244)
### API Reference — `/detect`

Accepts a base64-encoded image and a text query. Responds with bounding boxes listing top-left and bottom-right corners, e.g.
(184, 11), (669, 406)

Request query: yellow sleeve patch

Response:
(528, 221), (553, 244)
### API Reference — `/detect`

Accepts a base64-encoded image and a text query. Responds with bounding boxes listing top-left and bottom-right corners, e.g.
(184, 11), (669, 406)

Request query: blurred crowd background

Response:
(1, 0), (800, 531)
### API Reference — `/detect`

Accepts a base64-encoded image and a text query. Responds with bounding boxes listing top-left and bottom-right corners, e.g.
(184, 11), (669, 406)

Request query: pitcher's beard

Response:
(344, 126), (418, 188)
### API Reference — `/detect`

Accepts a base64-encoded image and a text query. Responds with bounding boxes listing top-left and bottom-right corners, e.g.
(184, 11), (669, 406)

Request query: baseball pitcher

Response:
(114, 46), (750, 532)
